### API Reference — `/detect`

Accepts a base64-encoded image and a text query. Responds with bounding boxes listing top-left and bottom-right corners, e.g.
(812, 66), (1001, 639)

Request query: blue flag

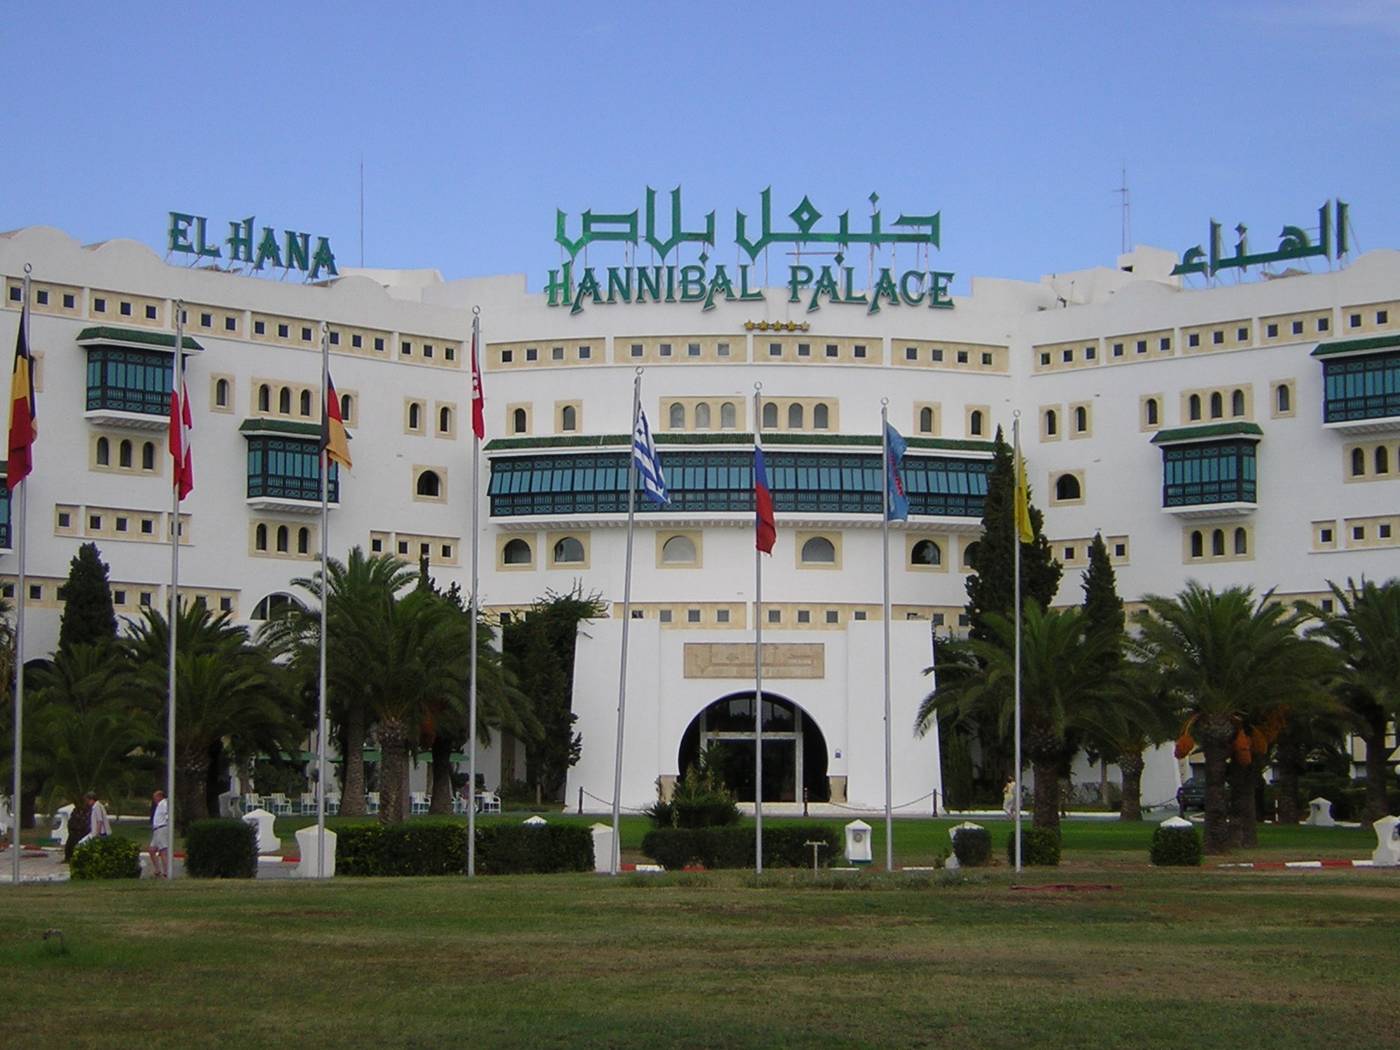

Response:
(633, 408), (669, 505)
(884, 423), (908, 521)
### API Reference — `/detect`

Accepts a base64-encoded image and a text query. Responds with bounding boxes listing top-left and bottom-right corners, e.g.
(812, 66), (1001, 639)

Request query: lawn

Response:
(3, 827), (1394, 1048)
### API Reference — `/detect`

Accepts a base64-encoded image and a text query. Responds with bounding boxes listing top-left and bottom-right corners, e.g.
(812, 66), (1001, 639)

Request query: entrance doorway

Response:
(677, 692), (829, 803)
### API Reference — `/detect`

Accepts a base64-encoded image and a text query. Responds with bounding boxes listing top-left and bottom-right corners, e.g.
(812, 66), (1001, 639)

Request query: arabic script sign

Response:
(547, 187), (952, 316)
(1171, 199), (1348, 278)
(167, 212), (338, 279)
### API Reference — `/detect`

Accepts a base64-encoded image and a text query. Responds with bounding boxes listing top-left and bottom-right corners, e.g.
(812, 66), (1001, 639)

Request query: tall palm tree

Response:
(1133, 584), (1336, 854)
(916, 601), (1122, 833)
(1304, 578), (1400, 824)
(260, 548), (418, 817)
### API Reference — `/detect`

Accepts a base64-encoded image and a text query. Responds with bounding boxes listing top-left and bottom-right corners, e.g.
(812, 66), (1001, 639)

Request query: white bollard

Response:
(590, 823), (615, 873)
(1305, 797), (1336, 828)
(241, 808), (280, 854)
(1372, 815), (1400, 867)
(293, 826), (337, 878)
(844, 820), (873, 866)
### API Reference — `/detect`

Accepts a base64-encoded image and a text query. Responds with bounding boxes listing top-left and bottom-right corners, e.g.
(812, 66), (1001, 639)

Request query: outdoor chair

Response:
(326, 794), (341, 816)
(268, 793), (292, 816)
(242, 793), (262, 814)
(299, 792), (316, 816)
(410, 792), (429, 815)
(366, 792), (380, 815)
(477, 791), (502, 814)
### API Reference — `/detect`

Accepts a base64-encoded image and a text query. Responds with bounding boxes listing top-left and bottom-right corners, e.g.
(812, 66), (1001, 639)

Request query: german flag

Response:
(322, 373), (351, 469)
(7, 301), (36, 487)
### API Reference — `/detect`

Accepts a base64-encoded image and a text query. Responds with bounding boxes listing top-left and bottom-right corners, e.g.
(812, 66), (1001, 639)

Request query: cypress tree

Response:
(1080, 532), (1125, 660)
(56, 542), (118, 653)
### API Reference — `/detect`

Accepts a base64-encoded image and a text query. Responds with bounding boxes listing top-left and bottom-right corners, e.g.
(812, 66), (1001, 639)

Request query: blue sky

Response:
(2, 1), (1396, 294)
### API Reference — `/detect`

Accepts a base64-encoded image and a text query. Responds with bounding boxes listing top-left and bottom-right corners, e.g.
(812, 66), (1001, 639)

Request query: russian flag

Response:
(754, 435), (775, 553)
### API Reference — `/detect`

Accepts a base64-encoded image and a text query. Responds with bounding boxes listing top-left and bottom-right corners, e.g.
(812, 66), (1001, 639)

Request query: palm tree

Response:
(1090, 661), (1178, 820)
(260, 548), (418, 817)
(1304, 578), (1400, 825)
(1133, 584), (1336, 854)
(916, 601), (1122, 833)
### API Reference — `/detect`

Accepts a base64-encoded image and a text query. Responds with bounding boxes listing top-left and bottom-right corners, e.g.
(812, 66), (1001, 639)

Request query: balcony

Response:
(79, 327), (204, 431)
(1313, 335), (1400, 435)
(1151, 423), (1261, 519)
(241, 420), (338, 514)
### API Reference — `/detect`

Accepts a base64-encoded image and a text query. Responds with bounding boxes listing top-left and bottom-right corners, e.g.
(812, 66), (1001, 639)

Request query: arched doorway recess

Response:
(677, 691), (830, 803)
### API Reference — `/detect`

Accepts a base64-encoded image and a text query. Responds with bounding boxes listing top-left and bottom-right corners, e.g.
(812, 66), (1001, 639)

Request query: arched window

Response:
(560, 405), (577, 432)
(215, 378), (229, 407)
(119, 439), (133, 468)
(512, 408), (527, 434)
(552, 536), (585, 564)
(1276, 385), (1291, 414)
(1188, 394), (1202, 421)
(1146, 398), (1160, 426)
(1074, 405), (1088, 432)
(258, 384), (271, 412)
(251, 593), (295, 621)
(1055, 473), (1081, 501)
(787, 403), (804, 429)
(963, 540), (981, 569)
(255, 524), (268, 551)
(1352, 448), (1366, 476)
(1191, 531), (1204, 558)
(141, 442), (155, 471)
(911, 539), (942, 566)
(1045, 409), (1058, 436)
(720, 402), (737, 429)
(969, 410), (984, 436)
(416, 470), (442, 498)
(1234, 528), (1248, 555)
(96, 436), (110, 466)
(694, 404), (711, 430)
(1211, 529), (1225, 556)
(502, 538), (532, 565)
(408, 403), (421, 431)
(1209, 392), (1224, 419)
(341, 393), (352, 421)
(813, 403), (830, 430)
(762, 402), (778, 429)
(1377, 446), (1391, 474)
(669, 402), (686, 429)
(276, 525), (289, 553)
(919, 406), (934, 433)
(300, 389), (313, 417)
(661, 535), (697, 564)
(800, 536), (836, 564)
(1231, 389), (1246, 417)
(439, 406), (453, 433)
(279, 387), (292, 414)
(297, 527), (309, 555)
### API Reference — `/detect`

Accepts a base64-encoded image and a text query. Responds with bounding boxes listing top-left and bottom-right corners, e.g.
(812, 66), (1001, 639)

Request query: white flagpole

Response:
(880, 401), (894, 871)
(10, 266), (29, 884)
(611, 369), (643, 875)
(166, 300), (184, 881)
(467, 308), (481, 878)
(317, 322), (330, 878)
(752, 384), (764, 875)
(1013, 415), (1023, 874)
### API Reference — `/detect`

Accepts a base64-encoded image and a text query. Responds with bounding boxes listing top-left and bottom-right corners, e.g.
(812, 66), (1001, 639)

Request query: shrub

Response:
(379, 821), (468, 876)
(70, 836), (141, 880)
(951, 825), (991, 867)
(338, 821), (592, 876)
(640, 825), (841, 870)
(1006, 826), (1061, 866)
(1151, 823), (1203, 866)
(646, 760), (741, 829)
(185, 819), (257, 879)
(336, 824), (387, 876)
(477, 824), (593, 875)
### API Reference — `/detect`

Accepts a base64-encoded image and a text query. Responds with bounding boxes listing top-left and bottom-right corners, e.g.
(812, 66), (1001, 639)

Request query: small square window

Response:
(1064, 546), (1075, 560)
(1350, 313), (1362, 328)
(660, 343), (672, 357)
(374, 337), (385, 352)
(1084, 347), (1096, 360)
(0, 584), (11, 598)
(1291, 320), (1303, 335)
(717, 343), (730, 357)
(1320, 528), (1333, 543)
(57, 511), (72, 528)
(26, 584), (40, 601)
(219, 597), (232, 612)
(371, 537), (384, 552)
(687, 609), (701, 623)
(1382, 524), (1393, 539)
(120, 301), (132, 316)
(957, 350), (969, 364)
(769, 343), (781, 357)
(1112, 343), (1124, 358)
(1267, 323), (1280, 338)
(825, 610), (838, 624)
(797, 610), (811, 624)
(630, 609), (644, 619)
(277, 323), (289, 338)
(89, 514), (102, 530)
(1062, 349), (1073, 363)
(1160, 337), (1171, 351)
(853, 345), (867, 358)
(1353, 525), (1365, 540)
(351, 333), (362, 348)
(114, 590), (126, 605)
(1212, 330), (1224, 345)
(1114, 543), (1126, 558)
(1236, 327), (1248, 341)
(659, 609), (673, 624)
(441, 544), (452, 559)
(689, 343), (702, 357)
(423, 343), (434, 358)
(551, 346), (564, 361)
(579, 345), (591, 359)
(8, 286), (21, 302)
(525, 348), (537, 362)
(254, 320), (266, 335)
(931, 348), (943, 362)
(200, 312), (213, 328)
(981, 352), (993, 366)
(501, 349), (513, 363)
(631, 343), (643, 358)
(302, 326), (313, 342)
(1040, 352), (1051, 366)
(140, 592), (153, 606)
(401, 341), (412, 356)
(905, 347), (918, 361)
(145, 304), (156, 320)
(1321, 598), (1335, 613)
(115, 517), (128, 532)
(397, 541), (409, 555)
(825, 344), (838, 358)
(716, 609), (730, 624)
(445, 346), (455, 361)
(768, 609), (781, 624)
(32, 289), (47, 306)
(1188, 333), (1200, 347)
(62, 292), (75, 309)
(1379, 310), (1390, 325)
(225, 316), (237, 331)
(420, 542), (430, 557)
(853, 610), (867, 621)
(329, 331), (339, 345)
(1317, 317), (1330, 332)
(140, 519), (153, 534)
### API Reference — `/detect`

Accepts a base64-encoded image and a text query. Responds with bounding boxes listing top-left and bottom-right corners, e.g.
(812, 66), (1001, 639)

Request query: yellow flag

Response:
(1014, 445), (1033, 543)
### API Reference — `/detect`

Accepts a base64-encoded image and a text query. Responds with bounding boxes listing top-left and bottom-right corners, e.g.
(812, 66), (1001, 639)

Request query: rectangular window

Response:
(1382, 524), (1393, 539)
(716, 609), (730, 624)
(660, 343), (672, 357)
(501, 350), (513, 363)
(1266, 323), (1278, 338)
(89, 514), (102, 530)
(906, 347), (918, 361)
(630, 609), (643, 619)
(352, 333), (362, 348)
(29, 584), (41, 600)
(1188, 333), (1200, 347)
(768, 609), (781, 623)
(145, 305), (157, 320)
(423, 343), (433, 358)
(931, 349), (943, 362)
(853, 610), (867, 621)
(141, 519), (153, 534)
(1212, 331), (1224, 345)
(301, 327), (312, 342)
(140, 592), (152, 606)
(63, 293), (75, 309)
(1237, 327), (1248, 341)
(374, 337), (385, 352)
(552, 346), (564, 360)
(114, 590), (126, 605)
(717, 343), (730, 357)
(1040, 352), (1050, 366)
(1320, 527), (1333, 543)
(1062, 349), (1073, 363)
(1353, 525), (1365, 540)
(329, 331), (340, 345)
(278, 323), (289, 338)
(825, 610), (838, 624)
(1380, 310), (1390, 325)
(402, 341), (412, 355)
(769, 343), (781, 357)
(579, 345), (591, 359)
(120, 301), (132, 316)
(219, 597), (232, 612)
(981, 352), (993, 366)
(659, 609), (672, 623)
(1291, 320), (1303, 335)
(254, 320), (265, 335)
(225, 317), (237, 331)
(1318, 317), (1330, 332)
(1114, 543), (1126, 557)
(525, 348), (537, 361)
(854, 345), (867, 358)
(115, 516), (128, 532)
(689, 343), (702, 357)
(93, 296), (106, 312)
(687, 609), (701, 623)
(797, 609), (811, 624)
(9, 286), (22, 302)
(35, 290), (48, 306)
(1350, 313), (1362, 328)
(957, 351), (968, 363)
(631, 343), (643, 358)
(1084, 347), (1096, 360)
(825, 344), (837, 358)
(200, 312), (213, 328)
(1160, 337), (1171, 351)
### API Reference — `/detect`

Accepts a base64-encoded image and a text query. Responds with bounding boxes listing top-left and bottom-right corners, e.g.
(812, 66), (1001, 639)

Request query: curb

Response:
(1217, 859), (1377, 869)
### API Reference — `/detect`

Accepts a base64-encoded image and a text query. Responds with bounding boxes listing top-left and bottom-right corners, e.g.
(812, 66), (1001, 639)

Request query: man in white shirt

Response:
(79, 791), (111, 845)
(148, 790), (170, 878)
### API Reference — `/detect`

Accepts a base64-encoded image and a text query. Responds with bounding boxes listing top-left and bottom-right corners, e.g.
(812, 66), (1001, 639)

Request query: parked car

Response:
(1177, 776), (1206, 813)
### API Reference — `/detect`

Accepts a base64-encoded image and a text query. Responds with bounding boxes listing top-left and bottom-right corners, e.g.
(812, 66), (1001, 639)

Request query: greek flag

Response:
(633, 408), (669, 505)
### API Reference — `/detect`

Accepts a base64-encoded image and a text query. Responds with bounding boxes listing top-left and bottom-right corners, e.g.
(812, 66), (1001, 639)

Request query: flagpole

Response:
(752, 384), (764, 876)
(10, 266), (29, 884)
(467, 307), (481, 878)
(166, 300), (184, 881)
(611, 369), (643, 875)
(317, 322), (330, 878)
(1013, 414), (1023, 874)
(880, 401), (893, 871)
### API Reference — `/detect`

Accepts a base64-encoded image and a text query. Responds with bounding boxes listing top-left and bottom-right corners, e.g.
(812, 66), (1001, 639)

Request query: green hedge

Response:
(1006, 826), (1061, 867)
(952, 825), (991, 867)
(70, 836), (141, 880)
(185, 819), (257, 879)
(1151, 823), (1203, 866)
(338, 821), (592, 876)
(641, 825), (841, 870)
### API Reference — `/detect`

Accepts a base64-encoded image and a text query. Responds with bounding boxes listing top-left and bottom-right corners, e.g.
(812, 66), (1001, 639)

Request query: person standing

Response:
(64, 795), (91, 863)
(1002, 777), (1016, 817)
(79, 792), (111, 845)
(148, 789), (170, 878)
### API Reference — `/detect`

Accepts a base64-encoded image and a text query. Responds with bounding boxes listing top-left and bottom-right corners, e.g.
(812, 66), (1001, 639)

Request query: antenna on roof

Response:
(1116, 163), (1132, 255)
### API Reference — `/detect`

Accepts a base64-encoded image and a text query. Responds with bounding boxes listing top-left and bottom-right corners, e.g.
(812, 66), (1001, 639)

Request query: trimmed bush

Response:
(1151, 823), (1203, 866)
(476, 825), (593, 875)
(70, 836), (141, 880)
(185, 819), (257, 879)
(336, 824), (387, 876)
(1006, 826), (1061, 867)
(339, 821), (592, 876)
(640, 825), (841, 870)
(646, 762), (741, 829)
(951, 825), (991, 867)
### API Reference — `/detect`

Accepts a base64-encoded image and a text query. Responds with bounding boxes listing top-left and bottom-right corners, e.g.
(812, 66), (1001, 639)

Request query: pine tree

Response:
(56, 542), (118, 653)
(1080, 533), (1124, 661)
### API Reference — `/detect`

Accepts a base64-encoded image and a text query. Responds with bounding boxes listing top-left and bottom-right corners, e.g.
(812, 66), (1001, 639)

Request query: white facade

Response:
(3, 224), (1399, 812)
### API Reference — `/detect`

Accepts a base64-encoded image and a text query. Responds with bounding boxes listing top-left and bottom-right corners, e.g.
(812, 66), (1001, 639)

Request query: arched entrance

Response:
(677, 692), (830, 803)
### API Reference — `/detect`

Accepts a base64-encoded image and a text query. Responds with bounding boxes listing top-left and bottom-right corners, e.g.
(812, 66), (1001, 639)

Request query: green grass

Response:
(3, 862), (1397, 1048)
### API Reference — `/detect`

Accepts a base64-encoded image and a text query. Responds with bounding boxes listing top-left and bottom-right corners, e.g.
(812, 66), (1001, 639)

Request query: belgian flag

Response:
(7, 301), (36, 487)
(322, 373), (352, 469)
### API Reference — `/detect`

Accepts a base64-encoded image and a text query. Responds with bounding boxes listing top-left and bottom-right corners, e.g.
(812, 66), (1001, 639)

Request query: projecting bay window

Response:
(0, 472), (11, 549)
(241, 421), (338, 511)
(1313, 336), (1400, 433)
(1151, 423), (1261, 516)
(79, 327), (204, 429)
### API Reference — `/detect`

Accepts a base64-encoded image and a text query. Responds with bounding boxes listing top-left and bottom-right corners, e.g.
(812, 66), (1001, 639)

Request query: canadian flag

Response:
(169, 382), (194, 500)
